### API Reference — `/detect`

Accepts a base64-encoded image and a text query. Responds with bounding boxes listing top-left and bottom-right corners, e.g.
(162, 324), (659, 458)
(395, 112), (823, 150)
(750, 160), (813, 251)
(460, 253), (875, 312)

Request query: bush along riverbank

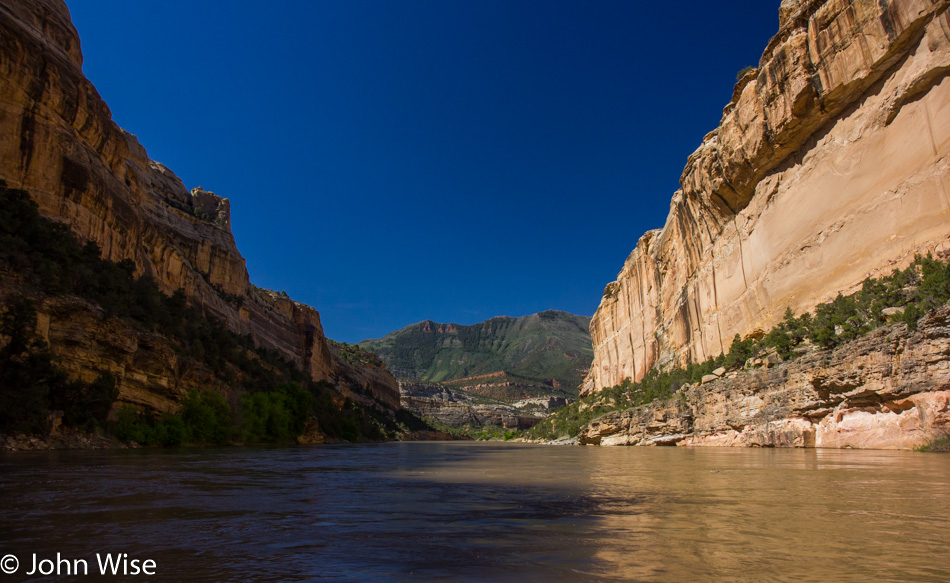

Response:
(527, 254), (950, 443)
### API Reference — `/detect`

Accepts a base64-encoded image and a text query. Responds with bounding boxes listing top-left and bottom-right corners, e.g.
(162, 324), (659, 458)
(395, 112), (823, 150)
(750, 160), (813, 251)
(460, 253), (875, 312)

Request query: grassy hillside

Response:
(359, 311), (593, 397)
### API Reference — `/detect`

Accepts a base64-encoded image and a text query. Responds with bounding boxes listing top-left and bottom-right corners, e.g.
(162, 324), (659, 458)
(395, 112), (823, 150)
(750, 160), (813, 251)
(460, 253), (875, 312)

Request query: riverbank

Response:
(0, 430), (122, 452)
(0, 425), (474, 452)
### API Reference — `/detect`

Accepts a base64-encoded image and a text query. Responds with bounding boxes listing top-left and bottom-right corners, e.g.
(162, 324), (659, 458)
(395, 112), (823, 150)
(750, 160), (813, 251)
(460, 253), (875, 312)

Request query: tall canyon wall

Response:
(587, 0), (950, 394)
(0, 0), (398, 411)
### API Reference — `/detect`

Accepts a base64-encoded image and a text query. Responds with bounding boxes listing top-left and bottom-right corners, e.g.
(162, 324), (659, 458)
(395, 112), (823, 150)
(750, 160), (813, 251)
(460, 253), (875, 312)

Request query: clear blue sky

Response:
(66, 1), (778, 343)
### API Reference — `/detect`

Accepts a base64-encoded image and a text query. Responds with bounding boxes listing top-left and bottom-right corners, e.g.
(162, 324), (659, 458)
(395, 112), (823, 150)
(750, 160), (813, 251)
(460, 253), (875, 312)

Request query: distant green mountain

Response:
(359, 310), (593, 399)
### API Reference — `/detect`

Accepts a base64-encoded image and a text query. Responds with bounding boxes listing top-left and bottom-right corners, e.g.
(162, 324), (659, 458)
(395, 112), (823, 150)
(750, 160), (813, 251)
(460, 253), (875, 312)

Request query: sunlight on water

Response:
(1, 443), (948, 582)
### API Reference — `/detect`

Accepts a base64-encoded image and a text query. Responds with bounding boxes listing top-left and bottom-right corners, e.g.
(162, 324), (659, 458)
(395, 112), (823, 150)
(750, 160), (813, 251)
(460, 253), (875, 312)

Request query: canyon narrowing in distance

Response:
(0, 0), (949, 450)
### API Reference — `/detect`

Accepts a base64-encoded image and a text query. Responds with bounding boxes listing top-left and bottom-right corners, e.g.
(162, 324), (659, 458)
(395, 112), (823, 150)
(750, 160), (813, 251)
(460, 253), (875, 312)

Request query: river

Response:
(1, 443), (948, 582)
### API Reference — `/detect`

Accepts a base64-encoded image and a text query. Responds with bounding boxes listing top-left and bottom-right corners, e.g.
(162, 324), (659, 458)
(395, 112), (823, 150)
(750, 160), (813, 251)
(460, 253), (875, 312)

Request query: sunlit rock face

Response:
(586, 0), (950, 395)
(581, 304), (950, 450)
(0, 0), (398, 411)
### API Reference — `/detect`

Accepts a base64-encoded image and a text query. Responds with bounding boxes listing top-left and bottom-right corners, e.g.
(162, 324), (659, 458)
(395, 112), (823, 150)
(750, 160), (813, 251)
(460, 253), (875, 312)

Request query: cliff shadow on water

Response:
(2, 443), (948, 581)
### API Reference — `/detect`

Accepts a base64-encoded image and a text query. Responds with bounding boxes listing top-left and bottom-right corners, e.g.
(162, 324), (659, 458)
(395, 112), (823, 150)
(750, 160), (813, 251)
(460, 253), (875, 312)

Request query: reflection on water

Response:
(1, 443), (948, 582)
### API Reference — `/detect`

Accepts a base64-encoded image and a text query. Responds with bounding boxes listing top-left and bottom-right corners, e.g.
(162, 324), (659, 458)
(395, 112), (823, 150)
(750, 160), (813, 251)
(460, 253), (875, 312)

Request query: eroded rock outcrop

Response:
(581, 305), (950, 450)
(399, 382), (545, 430)
(587, 0), (950, 394)
(0, 0), (398, 413)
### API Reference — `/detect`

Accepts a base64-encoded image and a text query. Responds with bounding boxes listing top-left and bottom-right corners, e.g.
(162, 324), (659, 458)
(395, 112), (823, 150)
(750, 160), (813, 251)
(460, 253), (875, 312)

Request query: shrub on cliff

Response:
(723, 334), (755, 369)
(327, 339), (385, 368)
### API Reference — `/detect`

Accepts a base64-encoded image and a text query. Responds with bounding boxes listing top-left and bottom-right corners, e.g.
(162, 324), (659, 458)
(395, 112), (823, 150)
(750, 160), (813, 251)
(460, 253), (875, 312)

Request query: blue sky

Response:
(66, 1), (778, 343)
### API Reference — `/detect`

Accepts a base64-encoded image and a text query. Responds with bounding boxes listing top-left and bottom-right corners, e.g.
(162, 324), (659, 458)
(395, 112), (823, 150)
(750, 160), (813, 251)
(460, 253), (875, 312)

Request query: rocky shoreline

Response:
(0, 430), (124, 452)
(0, 422), (473, 452)
(579, 306), (950, 450)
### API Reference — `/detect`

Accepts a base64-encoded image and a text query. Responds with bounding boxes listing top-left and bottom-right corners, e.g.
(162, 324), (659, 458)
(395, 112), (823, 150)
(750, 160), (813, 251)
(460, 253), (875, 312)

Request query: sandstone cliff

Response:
(0, 1), (398, 412)
(581, 303), (950, 450)
(587, 0), (950, 393)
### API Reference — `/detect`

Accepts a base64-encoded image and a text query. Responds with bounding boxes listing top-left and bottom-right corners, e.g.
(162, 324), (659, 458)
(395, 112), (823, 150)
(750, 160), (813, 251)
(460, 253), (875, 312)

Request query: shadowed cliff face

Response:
(587, 0), (950, 394)
(0, 0), (398, 412)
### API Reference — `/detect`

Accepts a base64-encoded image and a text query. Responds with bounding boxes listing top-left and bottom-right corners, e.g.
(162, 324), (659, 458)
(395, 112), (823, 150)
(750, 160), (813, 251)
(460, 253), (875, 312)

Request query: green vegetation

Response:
(240, 385), (310, 442)
(0, 182), (398, 444)
(358, 310), (593, 399)
(525, 369), (702, 441)
(476, 425), (518, 441)
(328, 339), (385, 368)
(914, 435), (950, 453)
(528, 254), (950, 441)
(436, 423), (516, 441)
(112, 390), (233, 446)
(465, 424), (513, 441)
(110, 383), (372, 446)
(0, 295), (117, 434)
(389, 409), (473, 439)
(736, 65), (756, 80)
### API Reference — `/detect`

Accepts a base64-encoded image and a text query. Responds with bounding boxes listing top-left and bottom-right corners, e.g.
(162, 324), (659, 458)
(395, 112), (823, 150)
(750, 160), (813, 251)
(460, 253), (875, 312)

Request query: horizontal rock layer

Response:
(587, 0), (950, 393)
(0, 0), (398, 411)
(398, 382), (551, 430)
(581, 304), (950, 450)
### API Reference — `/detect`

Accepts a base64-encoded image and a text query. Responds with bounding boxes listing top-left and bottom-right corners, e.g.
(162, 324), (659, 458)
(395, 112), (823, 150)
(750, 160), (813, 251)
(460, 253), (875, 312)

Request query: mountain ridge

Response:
(365, 310), (587, 341)
(360, 310), (593, 399)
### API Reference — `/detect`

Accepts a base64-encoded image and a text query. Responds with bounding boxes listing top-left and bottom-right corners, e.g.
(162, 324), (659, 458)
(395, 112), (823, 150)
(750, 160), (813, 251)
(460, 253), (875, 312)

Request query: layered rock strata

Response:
(0, 0), (398, 412)
(581, 305), (950, 450)
(399, 382), (546, 430)
(587, 0), (950, 393)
